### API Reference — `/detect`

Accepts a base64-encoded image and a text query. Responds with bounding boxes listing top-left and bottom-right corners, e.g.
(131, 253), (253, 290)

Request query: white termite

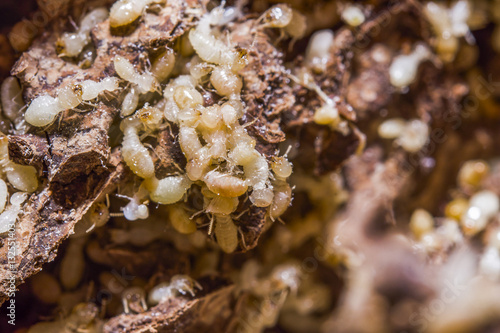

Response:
(0, 192), (27, 234)
(341, 5), (365, 27)
(214, 214), (238, 253)
(59, 237), (86, 290)
(57, 7), (108, 57)
(210, 66), (243, 98)
(461, 190), (500, 236)
(25, 77), (119, 127)
(143, 174), (192, 205)
(122, 287), (147, 314)
(151, 48), (175, 82)
(80, 77), (120, 100)
(0, 179), (7, 214)
(389, 43), (431, 88)
(378, 118), (407, 139)
(202, 128), (227, 160)
(271, 155), (292, 180)
(0, 136), (38, 192)
(120, 117), (155, 179)
(114, 56), (158, 94)
(203, 170), (248, 198)
(169, 204), (197, 234)
(233, 148), (273, 207)
(188, 12), (239, 68)
(423, 0), (471, 62)
(121, 86), (139, 117)
(73, 201), (110, 236)
(205, 195), (239, 215)
(148, 275), (202, 305)
(110, 0), (163, 29)
(257, 4), (306, 40)
(269, 182), (292, 220)
(305, 29), (334, 73)
(118, 187), (150, 221)
(137, 104), (163, 130)
(395, 119), (429, 153)
(270, 263), (302, 294)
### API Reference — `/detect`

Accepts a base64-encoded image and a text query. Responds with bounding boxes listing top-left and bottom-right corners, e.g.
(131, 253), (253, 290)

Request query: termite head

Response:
(231, 47), (249, 72)
(260, 4), (293, 28)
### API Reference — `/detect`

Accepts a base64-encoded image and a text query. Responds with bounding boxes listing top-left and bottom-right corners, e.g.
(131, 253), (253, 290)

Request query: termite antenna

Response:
(238, 226), (247, 250)
(109, 212), (125, 217)
(208, 214), (215, 235)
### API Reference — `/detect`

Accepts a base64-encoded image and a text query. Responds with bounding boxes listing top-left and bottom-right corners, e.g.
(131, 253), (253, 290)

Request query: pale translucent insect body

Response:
(377, 118), (406, 139)
(0, 192), (28, 234)
(73, 201), (110, 236)
(57, 8), (108, 57)
(121, 86), (140, 117)
(118, 187), (150, 221)
(80, 77), (120, 101)
(205, 195), (239, 215)
(409, 208), (434, 240)
(148, 275), (202, 305)
(114, 56), (158, 94)
(214, 214), (239, 253)
(110, 0), (163, 29)
(271, 156), (293, 180)
(59, 238), (86, 290)
(461, 190), (500, 235)
(28, 302), (100, 333)
(242, 152), (273, 207)
(120, 117), (155, 179)
(423, 0), (471, 62)
(0, 136), (38, 192)
(341, 5), (365, 27)
(389, 43), (431, 88)
(395, 119), (429, 153)
(256, 4), (307, 43)
(305, 29), (334, 74)
(25, 78), (120, 126)
(169, 204), (197, 234)
(122, 287), (148, 314)
(378, 118), (429, 153)
(151, 49), (176, 82)
(269, 182), (292, 220)
(0, 179), (7, 214)
(114, 56), (160, 117)
(210, 66), (243, 98)
(188, 15), (238, 67)
(204, 170), (248, 197)
(137, 104), (164, 130)
(143, 174), (192, 205)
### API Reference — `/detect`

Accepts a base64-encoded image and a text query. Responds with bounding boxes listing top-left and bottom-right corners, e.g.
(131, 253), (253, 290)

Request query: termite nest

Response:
(2, 0), (500, 332)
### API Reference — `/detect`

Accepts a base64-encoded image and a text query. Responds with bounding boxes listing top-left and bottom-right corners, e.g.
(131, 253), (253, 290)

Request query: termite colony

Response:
(19, 2), (295, 256)
(4, 0), (500, 331)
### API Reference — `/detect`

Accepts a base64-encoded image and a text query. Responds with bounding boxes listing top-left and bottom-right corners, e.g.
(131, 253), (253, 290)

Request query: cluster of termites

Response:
(423, 0), (472, 62)
(9, 1), (298, 257)
(291, 29), (351, 134)
(105, 3), (295, 253)
(0, 134), (38, 234)
(12, 0), (500, 331)
(408, 158), (500, 281)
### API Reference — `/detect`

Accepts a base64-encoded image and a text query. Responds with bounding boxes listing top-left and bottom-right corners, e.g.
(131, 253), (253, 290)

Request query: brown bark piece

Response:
(0, 148), (127, 305)
(103, 285), (240, 333)
(153, 125), (187, 179)
(8, 133), (49, 174)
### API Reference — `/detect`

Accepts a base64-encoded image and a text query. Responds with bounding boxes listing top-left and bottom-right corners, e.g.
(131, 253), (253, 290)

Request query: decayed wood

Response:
(0, 0), (206, 305)
(104, 284), (241, 333)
